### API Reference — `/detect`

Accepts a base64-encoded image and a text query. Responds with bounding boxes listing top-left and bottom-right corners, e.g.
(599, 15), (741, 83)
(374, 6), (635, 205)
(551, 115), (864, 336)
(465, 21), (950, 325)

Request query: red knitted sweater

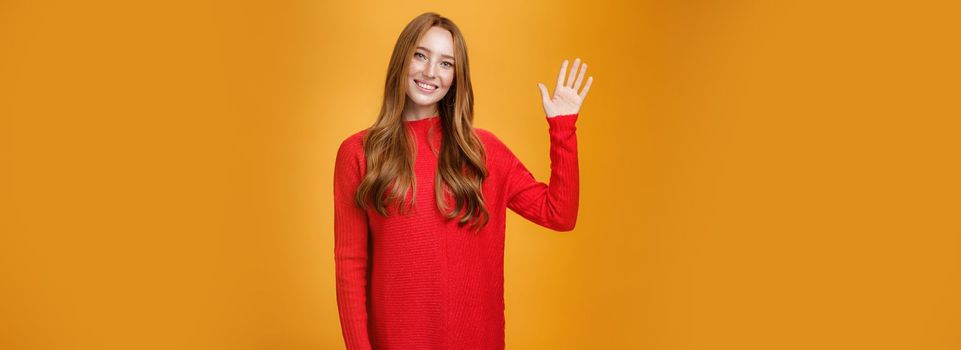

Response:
(333, 113), (579, 349)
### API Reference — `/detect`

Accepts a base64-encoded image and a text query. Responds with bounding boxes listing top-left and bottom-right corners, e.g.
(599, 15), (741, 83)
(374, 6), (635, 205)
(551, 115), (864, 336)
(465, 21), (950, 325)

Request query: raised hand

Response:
(538, 57), (594, 118)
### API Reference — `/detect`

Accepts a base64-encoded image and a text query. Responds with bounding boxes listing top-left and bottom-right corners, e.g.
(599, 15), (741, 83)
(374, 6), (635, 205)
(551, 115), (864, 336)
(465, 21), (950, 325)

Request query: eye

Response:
(414, 52), (427, 60)
(442, 61), (454, 68)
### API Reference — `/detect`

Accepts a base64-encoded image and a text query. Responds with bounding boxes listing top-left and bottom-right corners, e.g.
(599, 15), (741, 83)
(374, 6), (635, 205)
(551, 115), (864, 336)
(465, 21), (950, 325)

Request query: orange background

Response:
(2, 1), (959, 349)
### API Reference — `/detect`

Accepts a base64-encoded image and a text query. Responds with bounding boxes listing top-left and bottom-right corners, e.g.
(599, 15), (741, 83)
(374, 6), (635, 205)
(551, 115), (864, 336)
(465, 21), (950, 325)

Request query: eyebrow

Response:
(416, 46), (455, 61)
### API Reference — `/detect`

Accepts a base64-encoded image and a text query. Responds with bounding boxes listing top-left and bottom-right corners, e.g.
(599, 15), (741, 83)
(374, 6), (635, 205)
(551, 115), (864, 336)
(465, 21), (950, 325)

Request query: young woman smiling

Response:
(333, 12), (593, 350)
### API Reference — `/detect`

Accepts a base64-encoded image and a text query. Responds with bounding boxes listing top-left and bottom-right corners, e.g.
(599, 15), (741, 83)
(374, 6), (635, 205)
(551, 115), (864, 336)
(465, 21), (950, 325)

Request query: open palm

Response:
(538, 57), (594, 118)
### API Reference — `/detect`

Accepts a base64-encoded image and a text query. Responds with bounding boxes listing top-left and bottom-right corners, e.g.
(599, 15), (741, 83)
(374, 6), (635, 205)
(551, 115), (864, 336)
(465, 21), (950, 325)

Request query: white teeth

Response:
(416, 80), (437, 90)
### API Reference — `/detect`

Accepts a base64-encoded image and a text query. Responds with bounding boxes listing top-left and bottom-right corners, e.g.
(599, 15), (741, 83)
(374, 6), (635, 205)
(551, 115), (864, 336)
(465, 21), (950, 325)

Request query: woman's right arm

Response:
(333, 136), (373, 350)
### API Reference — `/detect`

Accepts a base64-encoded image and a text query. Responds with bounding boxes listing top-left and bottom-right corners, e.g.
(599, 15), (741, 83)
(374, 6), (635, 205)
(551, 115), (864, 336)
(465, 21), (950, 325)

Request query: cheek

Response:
(408, 61), (423, 75)
(442, 73), (455, 89)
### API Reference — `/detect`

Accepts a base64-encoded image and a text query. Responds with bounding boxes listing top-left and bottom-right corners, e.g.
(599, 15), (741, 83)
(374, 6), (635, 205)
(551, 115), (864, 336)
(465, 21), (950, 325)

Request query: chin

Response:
(407, 91), (445, 106)
(408, 96), (436, 106)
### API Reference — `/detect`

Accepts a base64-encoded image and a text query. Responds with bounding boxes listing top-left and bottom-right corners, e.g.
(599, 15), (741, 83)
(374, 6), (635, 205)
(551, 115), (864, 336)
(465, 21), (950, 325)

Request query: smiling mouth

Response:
(414, 79), (438, 92)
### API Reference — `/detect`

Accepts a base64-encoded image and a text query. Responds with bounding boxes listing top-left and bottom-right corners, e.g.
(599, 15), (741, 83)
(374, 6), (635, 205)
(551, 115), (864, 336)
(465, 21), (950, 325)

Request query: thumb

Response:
(538, 83), (550, 105)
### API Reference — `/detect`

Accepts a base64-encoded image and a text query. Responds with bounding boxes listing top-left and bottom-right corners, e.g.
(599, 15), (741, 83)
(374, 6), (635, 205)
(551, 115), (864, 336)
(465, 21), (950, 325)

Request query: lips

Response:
(414, 79), (438, 93)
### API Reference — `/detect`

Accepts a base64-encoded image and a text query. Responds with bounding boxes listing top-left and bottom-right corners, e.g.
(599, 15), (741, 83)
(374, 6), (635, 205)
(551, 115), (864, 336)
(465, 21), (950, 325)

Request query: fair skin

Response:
(404, 26), (455, 121)
(403, 26), (593, 121)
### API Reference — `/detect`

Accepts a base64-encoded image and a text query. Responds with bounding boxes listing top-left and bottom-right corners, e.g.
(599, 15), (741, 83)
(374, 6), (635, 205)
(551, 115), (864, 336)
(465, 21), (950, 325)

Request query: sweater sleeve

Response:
(333, 137), (373, 350)
(505, 113), (580, 231)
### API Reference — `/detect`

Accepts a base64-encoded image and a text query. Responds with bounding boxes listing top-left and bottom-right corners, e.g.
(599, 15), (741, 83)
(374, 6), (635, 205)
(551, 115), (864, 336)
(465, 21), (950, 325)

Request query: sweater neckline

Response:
(403, 114), (441, 131)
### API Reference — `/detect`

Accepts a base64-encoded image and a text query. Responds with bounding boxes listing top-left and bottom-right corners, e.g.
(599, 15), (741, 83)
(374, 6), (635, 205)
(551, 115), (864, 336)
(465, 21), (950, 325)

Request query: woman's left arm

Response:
(506, 113), (581, 231)
(506, 58), (593, 231)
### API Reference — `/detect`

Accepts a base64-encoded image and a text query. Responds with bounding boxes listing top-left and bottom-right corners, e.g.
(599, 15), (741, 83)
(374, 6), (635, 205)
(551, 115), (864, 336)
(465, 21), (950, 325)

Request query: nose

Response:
(424, 61), (437, 79)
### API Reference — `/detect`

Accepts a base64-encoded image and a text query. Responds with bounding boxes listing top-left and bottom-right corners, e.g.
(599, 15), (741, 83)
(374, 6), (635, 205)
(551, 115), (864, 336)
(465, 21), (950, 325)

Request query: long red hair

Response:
(355, 12), (490, 232)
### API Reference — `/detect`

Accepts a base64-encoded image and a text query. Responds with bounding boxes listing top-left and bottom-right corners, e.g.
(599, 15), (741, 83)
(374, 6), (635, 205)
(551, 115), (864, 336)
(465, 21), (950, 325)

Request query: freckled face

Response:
(406, 26), (456, 108)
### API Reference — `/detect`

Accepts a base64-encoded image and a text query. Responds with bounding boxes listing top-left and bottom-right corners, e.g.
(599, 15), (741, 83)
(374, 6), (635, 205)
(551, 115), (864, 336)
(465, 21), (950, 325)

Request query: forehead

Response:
(416, 26), (454, 57)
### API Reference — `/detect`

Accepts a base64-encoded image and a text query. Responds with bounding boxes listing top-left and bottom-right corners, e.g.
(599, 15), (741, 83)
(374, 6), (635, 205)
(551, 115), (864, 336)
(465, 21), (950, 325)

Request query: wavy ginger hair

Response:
(355, 12), (490, 232)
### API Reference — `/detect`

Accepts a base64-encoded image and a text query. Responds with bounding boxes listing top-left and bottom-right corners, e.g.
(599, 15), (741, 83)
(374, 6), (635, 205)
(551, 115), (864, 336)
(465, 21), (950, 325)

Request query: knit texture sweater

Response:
(333, 113), (579, 350)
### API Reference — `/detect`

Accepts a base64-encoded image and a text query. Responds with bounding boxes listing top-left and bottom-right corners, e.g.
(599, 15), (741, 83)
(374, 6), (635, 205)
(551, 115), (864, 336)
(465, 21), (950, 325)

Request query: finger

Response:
(538, 83), (551, 105)
(574, 63), (587, 91)
(566, 57), (581, 87)
(579, 76), (593, 100)
(555, 59), (568, 91)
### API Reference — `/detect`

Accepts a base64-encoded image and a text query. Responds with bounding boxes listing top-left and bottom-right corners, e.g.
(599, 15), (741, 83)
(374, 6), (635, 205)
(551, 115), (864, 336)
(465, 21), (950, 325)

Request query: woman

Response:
(333, 12), (593, 350)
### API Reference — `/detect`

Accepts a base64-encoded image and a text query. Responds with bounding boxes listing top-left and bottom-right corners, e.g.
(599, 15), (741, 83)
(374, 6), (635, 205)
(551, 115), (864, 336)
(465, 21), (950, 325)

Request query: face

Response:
(406, 26), (456, 109)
